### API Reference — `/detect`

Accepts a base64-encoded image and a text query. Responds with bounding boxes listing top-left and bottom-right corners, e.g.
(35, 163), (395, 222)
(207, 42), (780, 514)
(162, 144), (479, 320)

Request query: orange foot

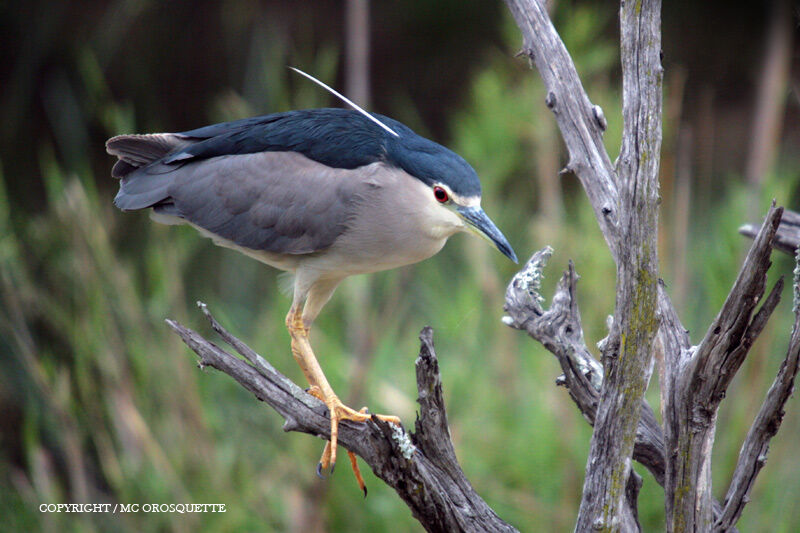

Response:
(307, 386), (401, 495)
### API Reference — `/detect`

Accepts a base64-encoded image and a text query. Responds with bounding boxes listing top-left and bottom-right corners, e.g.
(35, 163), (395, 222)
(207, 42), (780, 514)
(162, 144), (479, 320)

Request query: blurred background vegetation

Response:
(1, 0), (799, 531)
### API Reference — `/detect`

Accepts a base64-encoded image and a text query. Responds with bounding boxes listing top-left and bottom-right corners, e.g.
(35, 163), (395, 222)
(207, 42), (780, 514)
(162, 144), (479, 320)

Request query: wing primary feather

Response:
(288, 66), (400, 138)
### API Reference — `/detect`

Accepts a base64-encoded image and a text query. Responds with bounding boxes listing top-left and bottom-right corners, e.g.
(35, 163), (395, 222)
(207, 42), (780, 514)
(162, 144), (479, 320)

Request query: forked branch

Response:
(715, 310), (800, 530)
(504, 0), (663, 529)
(167, 305), (516, 533)
(503, 248), (664, 485)
(503, 1), (797, 531)
(502, 249), (732, 527)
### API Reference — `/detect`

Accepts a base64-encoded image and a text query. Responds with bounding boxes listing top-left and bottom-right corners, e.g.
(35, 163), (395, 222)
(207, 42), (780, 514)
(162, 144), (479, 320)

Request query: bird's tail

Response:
(106, 133), (192, 211)
(106, 133), (189, 178)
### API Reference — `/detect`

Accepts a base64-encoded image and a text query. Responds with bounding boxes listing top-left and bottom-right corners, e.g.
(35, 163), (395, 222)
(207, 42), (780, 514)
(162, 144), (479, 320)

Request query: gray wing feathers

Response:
(168, 152), (359, 254)
(114, 161), (177, 211)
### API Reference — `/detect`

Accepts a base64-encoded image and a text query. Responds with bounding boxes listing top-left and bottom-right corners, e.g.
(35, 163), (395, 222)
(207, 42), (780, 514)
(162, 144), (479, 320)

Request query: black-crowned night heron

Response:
(107, 74), (516, 489)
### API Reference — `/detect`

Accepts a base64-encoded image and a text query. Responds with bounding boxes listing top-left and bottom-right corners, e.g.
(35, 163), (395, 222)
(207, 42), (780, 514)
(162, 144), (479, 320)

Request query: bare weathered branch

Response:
(196, 301), (277, 378)
(691, 204), (783, 399)
(575, 0), (663, 529)
(503, 0), (618, 255)
(504, 249), (649, 530)
(656, 279), (692, 365)
(715, 308), (800, 531)
(167, 307), (516, 533)
(740, 208), (800, 255)
(504, 250), (738, 529)
(664, 204), (783, 531)
(502, 2), (797, 532)
(504, 249), (665, 485)
(505, 1), (663, 530)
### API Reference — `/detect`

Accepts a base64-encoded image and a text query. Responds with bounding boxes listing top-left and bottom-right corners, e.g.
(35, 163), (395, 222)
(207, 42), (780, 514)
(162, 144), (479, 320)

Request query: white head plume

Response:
(288, 66), (400, 138)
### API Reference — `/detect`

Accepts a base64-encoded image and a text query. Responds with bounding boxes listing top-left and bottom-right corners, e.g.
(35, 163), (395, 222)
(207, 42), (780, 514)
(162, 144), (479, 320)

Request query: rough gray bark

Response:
(504, 1), (662, 530)
(503, 1), (799, 531)
(665, 205), (796, 531)
(503, 250), (664, 487)
(502, 0), (618, 256)
(573, 1), (662, 530)
(167, 304), (516, 533)
(741, 208), (800, 255)
(664, 204), (786, 531)
(715, 308), (800, 531)
(503, 250), (735, 529)
(502, 211), (798, 533)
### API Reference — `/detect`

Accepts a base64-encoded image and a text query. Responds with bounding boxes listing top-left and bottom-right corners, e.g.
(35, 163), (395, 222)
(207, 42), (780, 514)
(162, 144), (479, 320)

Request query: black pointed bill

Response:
(457, 206), (518, 263)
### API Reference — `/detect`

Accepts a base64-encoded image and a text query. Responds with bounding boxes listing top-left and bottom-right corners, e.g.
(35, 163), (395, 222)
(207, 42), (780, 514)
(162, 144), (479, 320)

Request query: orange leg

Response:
(285, 304), (400, 483)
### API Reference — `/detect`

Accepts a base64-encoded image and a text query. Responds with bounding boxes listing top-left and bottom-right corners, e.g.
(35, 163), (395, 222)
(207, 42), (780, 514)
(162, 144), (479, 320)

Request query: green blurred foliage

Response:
(2, 2), (800, 532)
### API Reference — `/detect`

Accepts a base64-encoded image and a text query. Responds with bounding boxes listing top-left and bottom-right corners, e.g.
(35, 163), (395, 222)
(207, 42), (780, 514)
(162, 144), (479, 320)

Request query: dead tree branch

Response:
(503, 1), (798, 531)
(160, 2), (800, 530)
(503, 248), (664, 486)
(167, 305), (516, 533)
(664, 205), (783, 530)
(715, 309), (800, 531)
(574, 0), (662, 528)
(503, 249), (733, 528)
(501, 204), (795, 531)
(741, 208), (800, 255)
(503, 0), (618, 255)
(502, 195), (796, 532)
(504, 0), (663, 529)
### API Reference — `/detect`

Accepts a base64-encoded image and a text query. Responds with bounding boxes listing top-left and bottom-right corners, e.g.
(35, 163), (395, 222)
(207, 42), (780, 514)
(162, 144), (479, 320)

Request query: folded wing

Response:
(110, 142), (363, 255)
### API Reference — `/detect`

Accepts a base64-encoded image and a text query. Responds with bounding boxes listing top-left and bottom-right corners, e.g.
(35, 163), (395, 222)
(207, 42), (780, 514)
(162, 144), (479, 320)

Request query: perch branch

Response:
(167, 306), (516, 533)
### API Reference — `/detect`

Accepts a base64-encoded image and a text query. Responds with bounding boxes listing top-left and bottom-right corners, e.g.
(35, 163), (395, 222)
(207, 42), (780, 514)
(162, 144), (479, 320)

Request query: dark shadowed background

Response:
(1, 1), (799, 531)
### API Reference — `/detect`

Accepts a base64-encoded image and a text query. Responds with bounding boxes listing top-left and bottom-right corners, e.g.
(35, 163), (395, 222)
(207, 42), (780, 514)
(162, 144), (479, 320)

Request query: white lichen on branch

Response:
(502, 245), (553, 328)
(392, 424), (417, 459)
(520, 245), (551, 303)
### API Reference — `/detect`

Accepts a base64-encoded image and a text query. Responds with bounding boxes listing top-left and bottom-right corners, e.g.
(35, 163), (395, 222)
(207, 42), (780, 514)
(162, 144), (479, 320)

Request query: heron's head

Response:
(283, 68), (517, 263)
(384, 127), (518, 263)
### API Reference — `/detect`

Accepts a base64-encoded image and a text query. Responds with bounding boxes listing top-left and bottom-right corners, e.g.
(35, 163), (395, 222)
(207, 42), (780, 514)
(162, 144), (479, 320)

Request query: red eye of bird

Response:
(433, 186), (449, 203)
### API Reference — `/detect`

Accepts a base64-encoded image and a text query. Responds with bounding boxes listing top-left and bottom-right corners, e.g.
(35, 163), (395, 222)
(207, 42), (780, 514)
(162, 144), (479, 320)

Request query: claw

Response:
(317, 440), (332, 479)
(347, 449), (367, 497)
